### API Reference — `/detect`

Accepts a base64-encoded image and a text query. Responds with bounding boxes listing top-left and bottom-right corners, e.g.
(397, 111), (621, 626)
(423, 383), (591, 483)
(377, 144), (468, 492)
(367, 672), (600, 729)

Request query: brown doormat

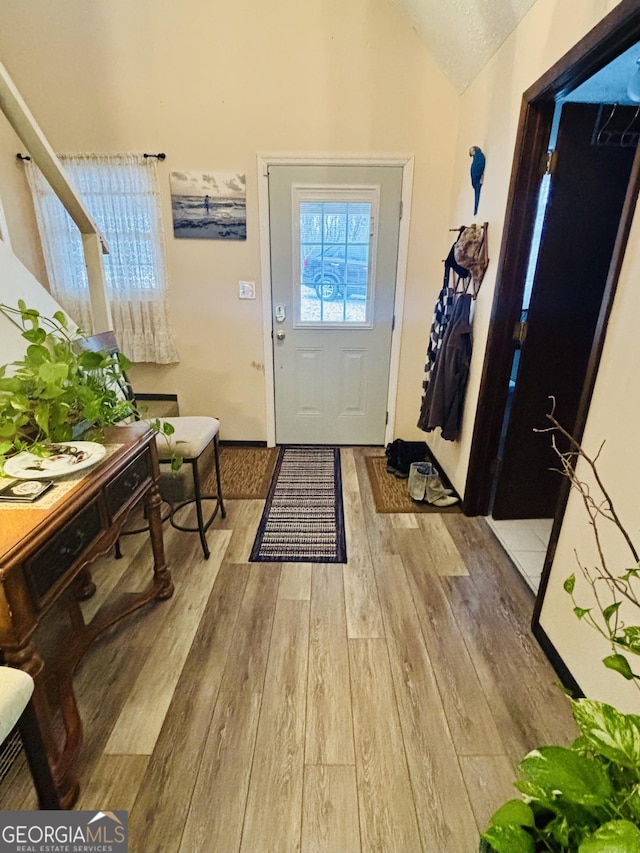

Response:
(365, 454), (461, 513)
(215, 446), (279, 499)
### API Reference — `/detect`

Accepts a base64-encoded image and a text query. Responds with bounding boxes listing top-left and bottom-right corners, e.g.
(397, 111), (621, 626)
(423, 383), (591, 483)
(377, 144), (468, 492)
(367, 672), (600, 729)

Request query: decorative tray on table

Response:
(3, 441), (107, 480)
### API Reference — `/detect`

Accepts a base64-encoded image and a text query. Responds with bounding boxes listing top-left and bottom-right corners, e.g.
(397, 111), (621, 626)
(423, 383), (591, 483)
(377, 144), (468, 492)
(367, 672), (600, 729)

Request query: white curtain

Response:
(25, 153), (179, 364)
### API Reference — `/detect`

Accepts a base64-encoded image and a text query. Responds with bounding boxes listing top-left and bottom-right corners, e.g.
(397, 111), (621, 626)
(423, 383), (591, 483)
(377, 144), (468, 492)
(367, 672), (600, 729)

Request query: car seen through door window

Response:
(301, 244), (369, 300)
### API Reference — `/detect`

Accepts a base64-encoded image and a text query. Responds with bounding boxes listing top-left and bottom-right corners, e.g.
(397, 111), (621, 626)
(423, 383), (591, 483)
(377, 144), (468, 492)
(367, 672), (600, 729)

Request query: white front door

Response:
(268, 165), (402, 445)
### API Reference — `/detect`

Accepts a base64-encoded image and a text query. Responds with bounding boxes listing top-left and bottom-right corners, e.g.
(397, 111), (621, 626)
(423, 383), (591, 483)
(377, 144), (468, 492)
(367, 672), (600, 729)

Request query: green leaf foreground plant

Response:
(0, 301), (181, 472)
(482, 699), (640, 852)
(481, 402), (640, 852)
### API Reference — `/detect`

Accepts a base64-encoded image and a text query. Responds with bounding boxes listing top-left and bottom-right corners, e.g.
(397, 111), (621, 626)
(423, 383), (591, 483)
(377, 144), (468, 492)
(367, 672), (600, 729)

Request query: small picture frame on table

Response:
(0, 479), (54, 502)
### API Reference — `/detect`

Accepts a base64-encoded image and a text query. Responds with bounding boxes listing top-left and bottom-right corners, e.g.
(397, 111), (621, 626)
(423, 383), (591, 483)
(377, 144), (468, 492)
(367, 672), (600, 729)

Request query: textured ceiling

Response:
(389, 0), (539, 92)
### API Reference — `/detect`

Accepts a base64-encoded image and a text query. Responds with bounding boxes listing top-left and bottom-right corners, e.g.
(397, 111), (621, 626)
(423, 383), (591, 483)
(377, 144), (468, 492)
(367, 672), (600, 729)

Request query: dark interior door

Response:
(492, 102), (636, 520)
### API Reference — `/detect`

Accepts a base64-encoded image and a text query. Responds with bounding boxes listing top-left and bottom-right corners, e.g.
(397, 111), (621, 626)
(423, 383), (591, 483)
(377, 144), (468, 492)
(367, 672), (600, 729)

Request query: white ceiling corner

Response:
(389, 0), (539, 92)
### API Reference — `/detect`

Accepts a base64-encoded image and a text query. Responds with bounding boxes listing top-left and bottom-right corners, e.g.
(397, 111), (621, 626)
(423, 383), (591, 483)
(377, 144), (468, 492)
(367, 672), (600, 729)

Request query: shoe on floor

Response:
(430, 494), (459, 507)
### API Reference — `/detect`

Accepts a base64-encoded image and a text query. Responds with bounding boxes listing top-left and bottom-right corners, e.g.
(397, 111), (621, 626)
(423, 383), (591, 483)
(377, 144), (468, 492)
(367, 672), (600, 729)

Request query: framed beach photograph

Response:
(169, 170), (247, 240)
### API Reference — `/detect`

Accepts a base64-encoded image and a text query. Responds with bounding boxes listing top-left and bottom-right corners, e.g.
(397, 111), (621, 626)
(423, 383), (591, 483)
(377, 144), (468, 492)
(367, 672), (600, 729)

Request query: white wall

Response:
(0, 107), (66, 365)
(0, 0), (459, 442)
(438, 0), (640, 708)
(0, 107), (47, 288)
(0, 239), (69, 366)
(539, 213), (640, 713)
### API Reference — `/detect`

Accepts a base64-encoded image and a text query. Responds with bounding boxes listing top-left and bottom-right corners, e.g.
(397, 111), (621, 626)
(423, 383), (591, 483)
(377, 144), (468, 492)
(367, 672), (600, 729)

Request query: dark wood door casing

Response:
(491, 103), (637, 520)
(462, 96), (554, 515)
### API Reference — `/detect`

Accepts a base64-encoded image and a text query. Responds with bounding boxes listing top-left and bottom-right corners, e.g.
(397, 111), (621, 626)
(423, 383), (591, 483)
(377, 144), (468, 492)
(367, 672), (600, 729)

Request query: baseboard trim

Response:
(219, 440), (268, 447)
(136, 393), (178, 402)
(532, 621), (584, 699)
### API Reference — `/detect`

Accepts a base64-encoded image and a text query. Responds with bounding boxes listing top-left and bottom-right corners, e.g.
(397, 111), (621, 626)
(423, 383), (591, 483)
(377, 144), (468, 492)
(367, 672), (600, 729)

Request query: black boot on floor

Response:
(385, 440), (402, 476)
(388, 439), (429, 479)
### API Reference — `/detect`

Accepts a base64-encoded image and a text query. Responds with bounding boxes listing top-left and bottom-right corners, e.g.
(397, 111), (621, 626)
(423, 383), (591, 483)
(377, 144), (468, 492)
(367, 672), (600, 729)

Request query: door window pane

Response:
(294, 192), (376, 326)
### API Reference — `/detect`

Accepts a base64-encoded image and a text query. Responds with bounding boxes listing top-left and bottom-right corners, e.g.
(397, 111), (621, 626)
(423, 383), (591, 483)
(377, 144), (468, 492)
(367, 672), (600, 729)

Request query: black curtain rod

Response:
(17, 152), (166, 161)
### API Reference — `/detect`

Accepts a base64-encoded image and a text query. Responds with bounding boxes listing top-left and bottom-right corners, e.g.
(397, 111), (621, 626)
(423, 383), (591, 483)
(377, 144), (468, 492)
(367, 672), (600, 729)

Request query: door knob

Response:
(276, 330), (286, 340)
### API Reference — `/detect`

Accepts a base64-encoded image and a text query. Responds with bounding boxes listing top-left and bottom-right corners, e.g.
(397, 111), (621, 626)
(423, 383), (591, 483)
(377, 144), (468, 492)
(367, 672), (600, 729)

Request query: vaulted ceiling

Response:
(389, 0), (539, 92)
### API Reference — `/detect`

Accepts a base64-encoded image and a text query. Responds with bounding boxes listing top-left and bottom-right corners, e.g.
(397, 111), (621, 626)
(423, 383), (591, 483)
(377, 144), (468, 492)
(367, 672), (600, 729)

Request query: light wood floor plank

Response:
(402, 563), (506, 757)
(460, 754), (521, 835)
(353, 452), (401, 557)
(219, 563), (281, 693)
(342, 481), (385, 638)
(444, 572), (576, 764)
(349, 637), (421, 853)
(389, 513), (419, 529)
(73, 637), (149, 779)
(241, 599), (310, 853)
(374, 554), (480, 853)
(437, 518), (578, 757)
(76, 755), (149, 811)
(391, 527), (438, 577)
(221, 500), (265, 563)
(342, 485), (374, 565)
(0, 755), (35, 810)
(128, 559), (250, 853)
(306, 565), (354, 765)
(443, 515), (578, 745)
(105, 529), (232, 755)
(340, 447), (359, 493)
(280, 563), (312, 600)
(417, 513), (469, 575)
(343, 558), (385, 639)
(180, 691), (262, 853)
(113, 535), (158, 593)
(302, 765), (360, 853)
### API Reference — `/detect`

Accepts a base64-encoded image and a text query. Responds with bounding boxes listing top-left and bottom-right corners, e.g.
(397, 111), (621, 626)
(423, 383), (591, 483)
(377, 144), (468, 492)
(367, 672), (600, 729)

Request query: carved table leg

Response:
(3, 641), (80, 809)
(144, 480), (174, 600)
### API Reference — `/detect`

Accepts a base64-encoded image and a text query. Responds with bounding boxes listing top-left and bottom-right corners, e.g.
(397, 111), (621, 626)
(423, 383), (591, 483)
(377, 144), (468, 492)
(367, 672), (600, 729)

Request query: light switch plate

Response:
(239, 280), (256, 299)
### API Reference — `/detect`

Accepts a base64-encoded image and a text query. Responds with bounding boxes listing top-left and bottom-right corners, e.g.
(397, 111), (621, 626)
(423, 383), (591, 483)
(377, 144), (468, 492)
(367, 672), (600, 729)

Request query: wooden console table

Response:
(0, 423), (173, 808)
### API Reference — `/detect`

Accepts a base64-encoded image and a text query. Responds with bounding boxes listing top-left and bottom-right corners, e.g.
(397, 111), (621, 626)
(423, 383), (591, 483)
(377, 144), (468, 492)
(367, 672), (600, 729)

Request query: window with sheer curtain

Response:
(25, 153), (179, 364)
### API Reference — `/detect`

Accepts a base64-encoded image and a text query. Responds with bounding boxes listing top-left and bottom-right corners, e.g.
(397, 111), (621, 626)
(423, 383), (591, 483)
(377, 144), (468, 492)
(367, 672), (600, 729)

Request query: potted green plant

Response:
(480, 699), (640, 852)
(0, 300), (176, 472)
(481, 408), (640, 853)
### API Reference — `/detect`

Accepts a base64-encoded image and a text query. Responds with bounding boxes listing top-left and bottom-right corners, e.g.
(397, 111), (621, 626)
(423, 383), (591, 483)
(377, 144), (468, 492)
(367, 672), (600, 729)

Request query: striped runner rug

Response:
(249, 445), (346, 563)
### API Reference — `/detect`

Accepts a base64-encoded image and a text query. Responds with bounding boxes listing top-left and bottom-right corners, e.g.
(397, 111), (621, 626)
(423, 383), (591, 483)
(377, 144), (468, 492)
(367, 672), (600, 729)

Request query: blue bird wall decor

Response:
(469, 146), (486, 215)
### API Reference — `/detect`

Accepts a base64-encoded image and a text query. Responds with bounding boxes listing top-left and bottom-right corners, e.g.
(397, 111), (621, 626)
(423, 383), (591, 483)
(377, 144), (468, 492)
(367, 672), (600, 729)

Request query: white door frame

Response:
(257, 153), (414, 447)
